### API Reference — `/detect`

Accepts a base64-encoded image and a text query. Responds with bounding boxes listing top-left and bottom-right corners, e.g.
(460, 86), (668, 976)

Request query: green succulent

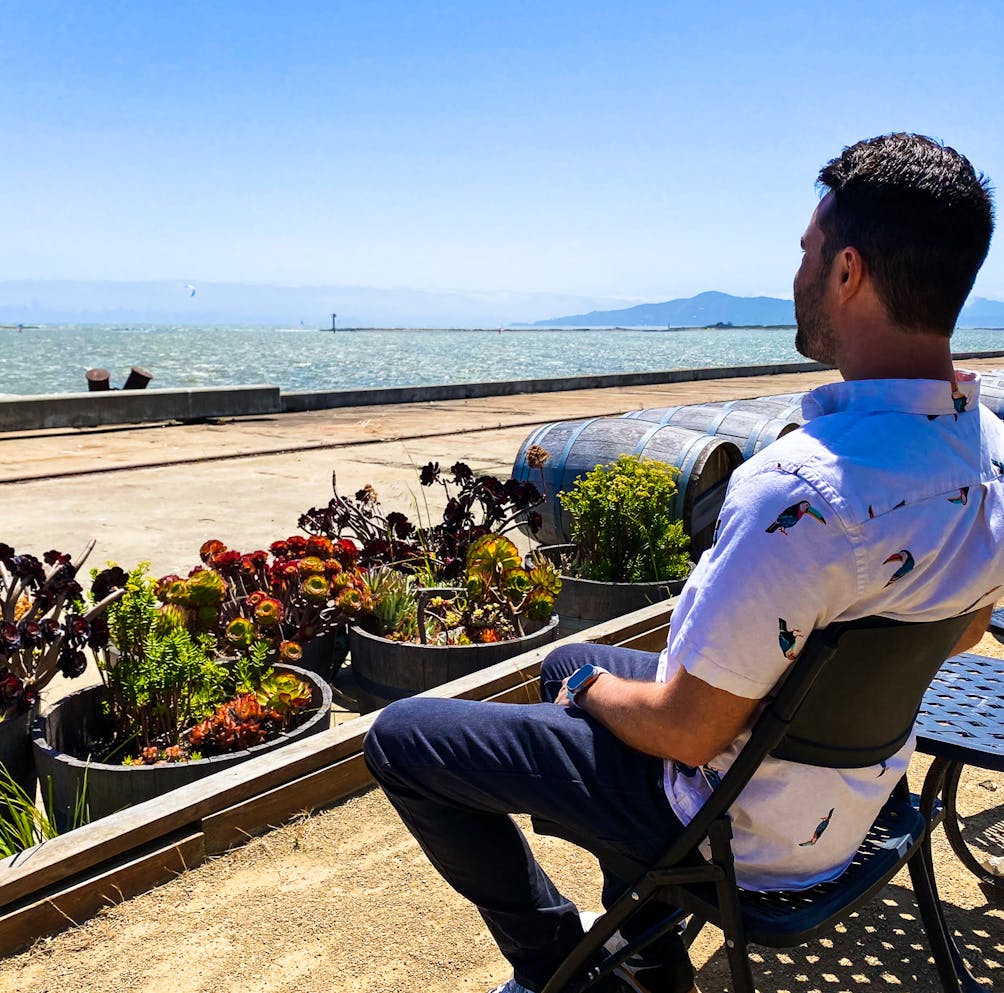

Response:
(558, 454), (691, 583)
(359, 566), (419, 638)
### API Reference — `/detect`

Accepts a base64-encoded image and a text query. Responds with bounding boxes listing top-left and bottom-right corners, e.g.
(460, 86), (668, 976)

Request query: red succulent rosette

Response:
(305, 536), (334, 558)
(253, 597), (284, 628)
(200, 539), (226, 564)
(285, 536), (308, 556)
(279, 640), (303, 663)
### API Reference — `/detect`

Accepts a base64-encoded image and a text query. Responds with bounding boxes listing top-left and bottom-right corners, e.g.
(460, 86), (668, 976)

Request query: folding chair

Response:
(535, 612), (976, 993)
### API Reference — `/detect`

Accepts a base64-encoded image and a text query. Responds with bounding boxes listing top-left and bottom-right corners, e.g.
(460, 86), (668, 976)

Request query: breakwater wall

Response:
(3, 352), (1004, 433)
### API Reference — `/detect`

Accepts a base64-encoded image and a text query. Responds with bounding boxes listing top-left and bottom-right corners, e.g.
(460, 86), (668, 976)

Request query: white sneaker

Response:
(487, 980), (536, 993)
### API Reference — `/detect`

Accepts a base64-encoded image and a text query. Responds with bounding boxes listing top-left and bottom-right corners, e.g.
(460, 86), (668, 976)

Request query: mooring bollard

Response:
(85, 368), (111, 391)
(123, 366), (153, 390)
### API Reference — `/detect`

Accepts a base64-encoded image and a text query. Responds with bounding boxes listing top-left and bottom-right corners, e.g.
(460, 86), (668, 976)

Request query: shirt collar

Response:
(802, 371), (981, 420)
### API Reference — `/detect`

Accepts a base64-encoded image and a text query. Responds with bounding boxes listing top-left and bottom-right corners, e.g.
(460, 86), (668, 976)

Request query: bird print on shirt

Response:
(702, 765), (723, 790)
(799, 808), (835, 847)
(927, 385), (966, 422)
(948, 487), (969, 505)
(868, 499), (906, 519)
(765, 501), (826, 535)
(778, 618), (802, 660)
(883, 550), (915, 587)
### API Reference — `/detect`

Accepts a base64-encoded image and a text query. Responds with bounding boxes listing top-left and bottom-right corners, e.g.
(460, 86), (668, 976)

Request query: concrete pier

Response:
(0, 384), (282, 432)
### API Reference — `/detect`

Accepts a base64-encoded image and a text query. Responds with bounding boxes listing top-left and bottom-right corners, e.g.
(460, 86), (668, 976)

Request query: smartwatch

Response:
(566, 663), (609, 707)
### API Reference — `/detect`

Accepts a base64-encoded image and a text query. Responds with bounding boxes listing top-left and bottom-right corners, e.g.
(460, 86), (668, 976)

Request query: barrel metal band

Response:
(630, 421), (665, 456)
(706, 407), (733, 433)
(668, 432), (709, 524)
(745, 419), (784, 459)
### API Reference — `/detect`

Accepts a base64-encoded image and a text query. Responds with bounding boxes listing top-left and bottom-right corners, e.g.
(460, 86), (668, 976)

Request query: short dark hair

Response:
(817, 133), (994, 334)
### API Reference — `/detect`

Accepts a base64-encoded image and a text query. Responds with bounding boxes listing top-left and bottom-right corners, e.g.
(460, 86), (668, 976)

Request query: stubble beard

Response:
(794, 267), (837, 367)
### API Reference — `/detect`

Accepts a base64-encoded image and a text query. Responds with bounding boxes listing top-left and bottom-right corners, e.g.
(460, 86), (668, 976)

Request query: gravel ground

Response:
(2, 636), (1002, 993)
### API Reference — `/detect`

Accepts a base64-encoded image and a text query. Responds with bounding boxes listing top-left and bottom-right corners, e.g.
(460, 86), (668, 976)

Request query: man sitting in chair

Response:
(364, 133), (1002, 993)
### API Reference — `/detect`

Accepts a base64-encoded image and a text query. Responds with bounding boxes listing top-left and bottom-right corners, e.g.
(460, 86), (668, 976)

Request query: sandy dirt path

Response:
(2, 638), (1002, 993)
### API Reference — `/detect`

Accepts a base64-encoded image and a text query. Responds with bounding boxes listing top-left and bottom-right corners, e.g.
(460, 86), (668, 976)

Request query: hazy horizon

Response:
(3, 2), (1003, 309)
(3, 279), (1003, 329)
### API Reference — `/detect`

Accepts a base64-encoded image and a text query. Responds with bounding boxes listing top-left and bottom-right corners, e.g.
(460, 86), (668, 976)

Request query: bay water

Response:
(1, 324), (1002, 397)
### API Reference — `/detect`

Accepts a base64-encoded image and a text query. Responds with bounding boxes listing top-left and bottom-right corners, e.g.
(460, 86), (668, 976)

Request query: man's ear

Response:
(836, 246), (865, 301)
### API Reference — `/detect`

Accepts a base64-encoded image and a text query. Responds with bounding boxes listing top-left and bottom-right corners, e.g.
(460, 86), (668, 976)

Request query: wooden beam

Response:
(0, 725), (371, 911)
(0, 598), (676, 930)
(616, 622), (672, 653)
(202, 754), (372, 855)
(0, 831), (205, 958)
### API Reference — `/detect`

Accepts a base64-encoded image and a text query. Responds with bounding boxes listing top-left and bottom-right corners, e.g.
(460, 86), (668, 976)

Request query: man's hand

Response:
(557, 667), (760, 768)
(554, 675), (575, 708)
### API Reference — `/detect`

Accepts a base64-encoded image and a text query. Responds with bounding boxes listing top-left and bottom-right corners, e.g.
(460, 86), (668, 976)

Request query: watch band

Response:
(567, 664), (609, 707)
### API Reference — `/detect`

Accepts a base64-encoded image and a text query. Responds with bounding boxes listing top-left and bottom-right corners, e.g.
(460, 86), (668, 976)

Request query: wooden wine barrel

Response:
(512, 418), (742, 556)
(977, 371), (1004, 418)
(622, 403), (801, 458)
(721, 394), (806, 423)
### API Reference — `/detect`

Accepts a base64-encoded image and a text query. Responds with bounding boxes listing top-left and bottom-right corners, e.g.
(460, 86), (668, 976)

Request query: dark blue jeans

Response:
(363, 643), (693, 992)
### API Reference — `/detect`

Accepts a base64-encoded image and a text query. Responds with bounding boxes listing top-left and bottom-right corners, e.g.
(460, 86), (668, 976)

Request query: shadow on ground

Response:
(692, 879), (1002, 992)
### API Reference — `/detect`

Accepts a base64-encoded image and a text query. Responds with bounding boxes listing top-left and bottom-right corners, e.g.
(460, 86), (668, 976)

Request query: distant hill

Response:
(529, 291), (795, 327)
(530, 290), (1004, 329)
(960, 296), (1004, 327)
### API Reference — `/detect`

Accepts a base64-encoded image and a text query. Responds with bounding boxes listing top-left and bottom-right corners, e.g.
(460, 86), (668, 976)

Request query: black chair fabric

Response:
(771, 614), (972, 767)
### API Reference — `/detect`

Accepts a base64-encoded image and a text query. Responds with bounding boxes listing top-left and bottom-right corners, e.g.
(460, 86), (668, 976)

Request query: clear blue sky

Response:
(2, 0), (1003, 304)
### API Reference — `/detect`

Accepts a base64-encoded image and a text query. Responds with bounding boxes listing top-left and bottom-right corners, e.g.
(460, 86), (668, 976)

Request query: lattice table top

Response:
(915, 652), (1004, 771)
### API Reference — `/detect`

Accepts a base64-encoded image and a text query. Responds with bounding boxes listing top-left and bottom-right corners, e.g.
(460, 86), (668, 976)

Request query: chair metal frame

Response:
(536, 612), (976, 993)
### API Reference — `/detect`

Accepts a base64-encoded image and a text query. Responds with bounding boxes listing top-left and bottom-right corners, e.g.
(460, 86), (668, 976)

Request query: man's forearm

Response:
(569, 669), (761, 769)
(574, 674), (696, 763)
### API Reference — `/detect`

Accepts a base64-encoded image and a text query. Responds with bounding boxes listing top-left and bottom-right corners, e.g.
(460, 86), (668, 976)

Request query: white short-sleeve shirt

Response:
(658, 371), (1004, 891)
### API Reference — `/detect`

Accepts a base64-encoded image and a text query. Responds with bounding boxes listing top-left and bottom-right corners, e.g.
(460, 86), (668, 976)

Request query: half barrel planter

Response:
(348, 615), (560, 712)
(512, 419), (742, 557)
(0, 710), (36, 818)
(31, 664), (332, 832)
(294, 628), (350, 685)
(535, 545), (691, 637)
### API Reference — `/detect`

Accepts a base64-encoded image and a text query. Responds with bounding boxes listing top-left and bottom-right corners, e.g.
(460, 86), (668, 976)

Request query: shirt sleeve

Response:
(666, 463), (861, 699)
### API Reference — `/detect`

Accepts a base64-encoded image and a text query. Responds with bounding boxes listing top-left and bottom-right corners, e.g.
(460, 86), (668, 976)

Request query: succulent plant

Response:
(0, 540), (125, 720)
(356, 566), (418, 640)
(184, 535), (365, 657)
(413, 535), (561, 646)
(298, 462), (545, 581)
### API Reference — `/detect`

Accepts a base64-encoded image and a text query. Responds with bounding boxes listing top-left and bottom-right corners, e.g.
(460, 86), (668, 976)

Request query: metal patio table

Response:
(914, 650), (1004, 991)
